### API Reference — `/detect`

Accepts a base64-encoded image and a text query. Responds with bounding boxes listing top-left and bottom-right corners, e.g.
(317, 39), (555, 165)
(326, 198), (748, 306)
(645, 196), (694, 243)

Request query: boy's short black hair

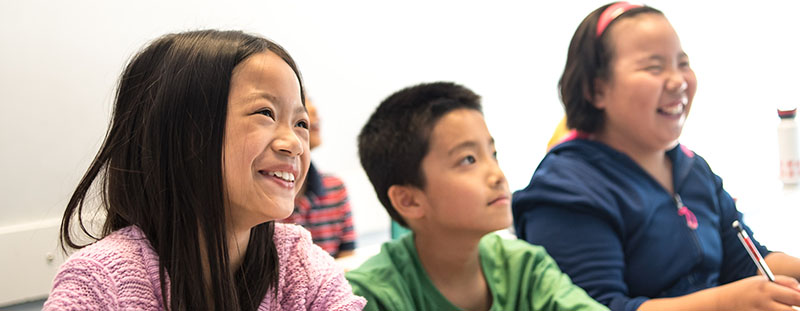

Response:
(358, 82), (482, 227)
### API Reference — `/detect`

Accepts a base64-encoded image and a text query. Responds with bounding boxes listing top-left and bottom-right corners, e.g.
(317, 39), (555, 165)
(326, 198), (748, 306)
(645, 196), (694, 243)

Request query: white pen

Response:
(732, 221), (800, 310)
(732, 220), (775, 281)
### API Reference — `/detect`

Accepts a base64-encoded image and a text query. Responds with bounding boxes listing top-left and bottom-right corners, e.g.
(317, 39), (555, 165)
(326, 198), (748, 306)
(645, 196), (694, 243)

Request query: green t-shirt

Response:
(346, 232), (608, 311)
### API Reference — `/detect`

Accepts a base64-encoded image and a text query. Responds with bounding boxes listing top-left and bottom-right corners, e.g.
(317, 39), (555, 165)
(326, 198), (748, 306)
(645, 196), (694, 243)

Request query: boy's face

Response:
(417, 108), (512, 235)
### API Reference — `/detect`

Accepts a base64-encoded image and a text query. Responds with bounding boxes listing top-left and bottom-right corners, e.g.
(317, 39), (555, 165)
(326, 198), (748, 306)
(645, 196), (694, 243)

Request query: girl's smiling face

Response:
(593, 13), (697, 153)
(223, 51), (310, 231)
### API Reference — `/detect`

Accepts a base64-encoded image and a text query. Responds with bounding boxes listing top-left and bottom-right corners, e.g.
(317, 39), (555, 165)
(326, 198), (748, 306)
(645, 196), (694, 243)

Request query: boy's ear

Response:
(387, 184), (425, 221)
(590, 78), (608, 109)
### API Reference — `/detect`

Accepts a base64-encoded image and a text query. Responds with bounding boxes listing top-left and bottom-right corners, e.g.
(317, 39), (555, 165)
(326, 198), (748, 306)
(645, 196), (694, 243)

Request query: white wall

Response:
(2, 0), (799, 305)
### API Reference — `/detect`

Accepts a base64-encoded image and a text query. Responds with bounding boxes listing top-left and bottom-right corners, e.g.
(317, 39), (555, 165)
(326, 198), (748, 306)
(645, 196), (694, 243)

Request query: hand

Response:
(717, 275), (800, 310)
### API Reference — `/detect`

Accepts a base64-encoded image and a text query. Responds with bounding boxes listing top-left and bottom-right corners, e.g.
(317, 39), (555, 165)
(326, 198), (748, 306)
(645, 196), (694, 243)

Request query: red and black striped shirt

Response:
(281, 164), (356, 256)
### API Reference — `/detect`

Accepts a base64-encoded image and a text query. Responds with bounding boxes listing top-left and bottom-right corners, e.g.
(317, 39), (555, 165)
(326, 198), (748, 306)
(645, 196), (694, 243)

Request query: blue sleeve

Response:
(516, 205), (647, 311)
(713, 172), (771, 284)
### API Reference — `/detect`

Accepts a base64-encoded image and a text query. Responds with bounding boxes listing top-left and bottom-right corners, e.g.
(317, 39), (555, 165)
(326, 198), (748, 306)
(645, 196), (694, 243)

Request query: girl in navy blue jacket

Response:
(512, 2), (800, 311)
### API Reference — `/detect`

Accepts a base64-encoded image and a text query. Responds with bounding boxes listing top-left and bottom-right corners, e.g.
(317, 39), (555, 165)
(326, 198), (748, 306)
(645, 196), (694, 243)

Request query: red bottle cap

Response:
(778, 108), (797, 119)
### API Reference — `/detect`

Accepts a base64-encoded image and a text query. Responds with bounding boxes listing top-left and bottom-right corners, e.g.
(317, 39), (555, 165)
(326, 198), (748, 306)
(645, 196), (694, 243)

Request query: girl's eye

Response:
(459, 155), (476, 166)
(296, 120), (309, 129)
(257, 108), (274, 119)
(679, 61), (691, 69)
(645, 65), (663, 73)
(493, 151), (498, 160)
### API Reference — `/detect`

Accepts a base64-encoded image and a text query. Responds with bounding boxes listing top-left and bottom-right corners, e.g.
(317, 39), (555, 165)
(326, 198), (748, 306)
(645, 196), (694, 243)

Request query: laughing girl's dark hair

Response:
(559, 2), (662, 133)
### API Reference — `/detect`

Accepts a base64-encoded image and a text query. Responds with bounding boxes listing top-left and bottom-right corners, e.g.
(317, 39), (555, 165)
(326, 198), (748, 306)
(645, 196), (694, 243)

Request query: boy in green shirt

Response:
(348, 82), (608, 310)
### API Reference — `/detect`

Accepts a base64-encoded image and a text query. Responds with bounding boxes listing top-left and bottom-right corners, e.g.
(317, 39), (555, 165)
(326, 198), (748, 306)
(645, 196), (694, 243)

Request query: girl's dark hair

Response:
(559, 2), (662, 133)
(60, 29), (305, 310)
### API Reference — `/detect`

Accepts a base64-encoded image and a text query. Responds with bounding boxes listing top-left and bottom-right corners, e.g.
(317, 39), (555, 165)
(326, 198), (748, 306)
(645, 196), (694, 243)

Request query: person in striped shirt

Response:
(281, 97), (357, 258)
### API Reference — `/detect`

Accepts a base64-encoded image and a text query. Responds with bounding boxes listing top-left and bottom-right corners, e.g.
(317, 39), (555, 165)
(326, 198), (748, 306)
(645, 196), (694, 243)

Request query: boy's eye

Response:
(493, 151), (498, 160)
(256, 108), (274, 119)
(459, 155), (476, 166)
(296, 120), (309, 129)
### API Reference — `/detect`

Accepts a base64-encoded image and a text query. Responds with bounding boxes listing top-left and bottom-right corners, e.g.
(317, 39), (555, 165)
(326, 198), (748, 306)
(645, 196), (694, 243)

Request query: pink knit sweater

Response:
(44, 224), (366, 310)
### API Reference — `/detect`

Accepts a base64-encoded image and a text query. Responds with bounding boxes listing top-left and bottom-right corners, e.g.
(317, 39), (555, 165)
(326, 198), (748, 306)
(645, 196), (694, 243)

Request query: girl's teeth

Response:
(660, 104), (684, 115)
(270, 171), (295, 182)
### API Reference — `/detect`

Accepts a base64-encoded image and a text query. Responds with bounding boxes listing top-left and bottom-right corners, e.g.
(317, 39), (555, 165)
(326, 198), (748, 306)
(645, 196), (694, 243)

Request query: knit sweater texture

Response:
(44, 223), (366, 310)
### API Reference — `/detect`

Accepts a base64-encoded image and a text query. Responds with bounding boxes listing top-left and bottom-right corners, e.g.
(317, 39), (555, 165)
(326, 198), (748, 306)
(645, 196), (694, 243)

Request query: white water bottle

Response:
(777, 108), (800, 184)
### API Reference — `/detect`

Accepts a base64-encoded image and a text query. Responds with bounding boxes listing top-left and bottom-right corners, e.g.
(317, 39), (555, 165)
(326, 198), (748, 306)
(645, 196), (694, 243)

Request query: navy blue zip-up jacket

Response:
(512, 139), (770, 311)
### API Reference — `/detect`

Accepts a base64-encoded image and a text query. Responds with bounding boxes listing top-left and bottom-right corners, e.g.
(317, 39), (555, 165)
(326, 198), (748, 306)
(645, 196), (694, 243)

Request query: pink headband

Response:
(596, 2), (644, 37)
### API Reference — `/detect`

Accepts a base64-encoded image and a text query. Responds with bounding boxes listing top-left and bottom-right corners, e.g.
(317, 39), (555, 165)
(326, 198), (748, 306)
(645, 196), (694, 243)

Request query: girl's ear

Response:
(591, 78), (608, 109)
(387, 185), (426, 222)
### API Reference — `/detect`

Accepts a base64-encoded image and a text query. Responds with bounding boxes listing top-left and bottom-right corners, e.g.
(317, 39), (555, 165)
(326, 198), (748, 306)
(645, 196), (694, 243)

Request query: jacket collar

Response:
(550, 138), (697, 192)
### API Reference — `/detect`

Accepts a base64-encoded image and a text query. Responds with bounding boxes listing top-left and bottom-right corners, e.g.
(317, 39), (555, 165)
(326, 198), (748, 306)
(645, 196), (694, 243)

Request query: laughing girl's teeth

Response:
(270, 171), (295, 182)
(660, 104), (684, 115)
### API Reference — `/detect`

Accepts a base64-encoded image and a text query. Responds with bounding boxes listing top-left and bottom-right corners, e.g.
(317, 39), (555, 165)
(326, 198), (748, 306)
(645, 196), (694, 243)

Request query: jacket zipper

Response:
(674, 194), (698, 230)
(674, 193), (704, 282)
